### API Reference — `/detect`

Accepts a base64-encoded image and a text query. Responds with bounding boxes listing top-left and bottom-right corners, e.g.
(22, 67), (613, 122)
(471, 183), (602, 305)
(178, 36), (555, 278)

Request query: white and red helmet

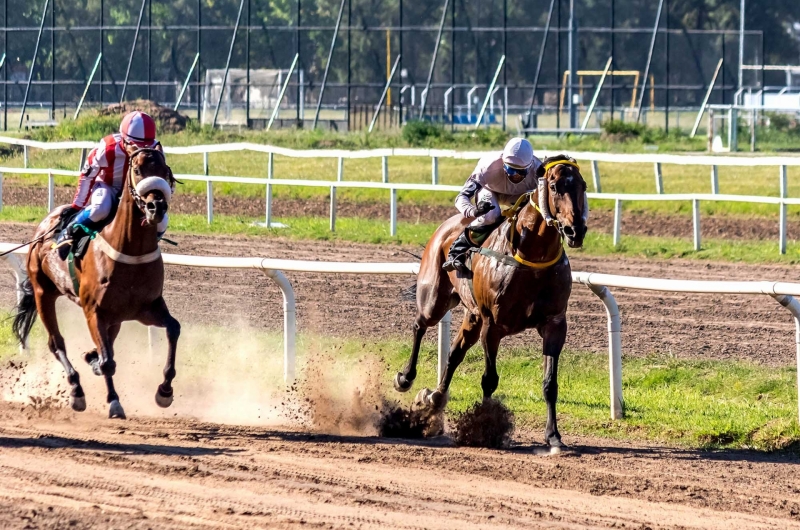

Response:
(119, 111), (157, 147)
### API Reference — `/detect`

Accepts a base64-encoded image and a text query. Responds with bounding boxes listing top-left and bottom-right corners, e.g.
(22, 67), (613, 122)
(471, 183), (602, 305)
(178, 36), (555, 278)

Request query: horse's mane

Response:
(536, 154), (578, 180)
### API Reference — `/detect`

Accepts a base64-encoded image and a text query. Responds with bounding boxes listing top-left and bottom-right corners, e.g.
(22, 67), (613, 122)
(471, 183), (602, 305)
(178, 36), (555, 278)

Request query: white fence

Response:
(2, 243), (800, 423)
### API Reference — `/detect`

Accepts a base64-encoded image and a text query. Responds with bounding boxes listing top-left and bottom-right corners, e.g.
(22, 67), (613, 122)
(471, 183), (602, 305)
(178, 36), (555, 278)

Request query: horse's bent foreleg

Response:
(35, 290), (86, 411)
(541, 316), (567, 448)
(394, 282), (458, 393)
(480, 322), (504, 400)
(420, 311), (482, 410)
(137, 297), (180, 408)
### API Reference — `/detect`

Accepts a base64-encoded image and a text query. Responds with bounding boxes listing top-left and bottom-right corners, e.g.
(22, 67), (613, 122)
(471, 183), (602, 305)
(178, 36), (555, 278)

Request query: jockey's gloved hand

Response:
(475, 200), (494, 217)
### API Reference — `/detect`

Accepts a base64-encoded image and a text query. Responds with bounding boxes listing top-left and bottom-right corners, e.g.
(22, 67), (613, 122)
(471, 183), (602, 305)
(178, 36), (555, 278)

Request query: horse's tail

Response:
(400, 280), (418, 302)
(12, 278), (37, 345)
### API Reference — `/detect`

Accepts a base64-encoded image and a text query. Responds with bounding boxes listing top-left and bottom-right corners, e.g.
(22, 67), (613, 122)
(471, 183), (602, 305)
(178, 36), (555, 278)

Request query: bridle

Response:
(126, 147), (173, 216)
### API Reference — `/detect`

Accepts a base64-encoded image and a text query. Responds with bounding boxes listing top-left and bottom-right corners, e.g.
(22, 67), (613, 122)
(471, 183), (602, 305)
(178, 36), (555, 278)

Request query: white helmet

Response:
(502, 137), (534, 170)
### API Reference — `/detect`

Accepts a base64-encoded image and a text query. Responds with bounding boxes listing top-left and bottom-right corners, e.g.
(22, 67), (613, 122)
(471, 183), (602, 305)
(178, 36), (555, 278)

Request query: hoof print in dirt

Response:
(453, 399), (514, 449)
(378, 400), (444, 439)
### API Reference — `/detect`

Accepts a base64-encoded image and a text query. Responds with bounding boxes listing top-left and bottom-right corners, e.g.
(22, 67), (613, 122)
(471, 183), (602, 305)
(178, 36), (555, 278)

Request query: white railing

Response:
(2, 243), (800, 423)
(1, 165), (799, 253)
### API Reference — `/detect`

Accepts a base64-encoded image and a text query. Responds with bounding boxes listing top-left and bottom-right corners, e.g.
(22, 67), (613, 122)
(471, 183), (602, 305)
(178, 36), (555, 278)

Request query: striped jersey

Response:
(72, 133), (133, 208)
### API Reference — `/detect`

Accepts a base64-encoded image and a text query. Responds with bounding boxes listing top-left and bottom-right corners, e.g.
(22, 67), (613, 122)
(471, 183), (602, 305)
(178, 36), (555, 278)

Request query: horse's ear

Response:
(154, 141), (164, 153)
(122, 140), (139, 157)
(535, 163), (546, 180)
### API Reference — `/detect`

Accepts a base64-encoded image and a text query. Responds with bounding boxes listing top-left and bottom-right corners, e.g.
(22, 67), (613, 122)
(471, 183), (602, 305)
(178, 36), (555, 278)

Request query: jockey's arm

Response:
(71, 141), (107, 209)
(454, 176), (481, 218)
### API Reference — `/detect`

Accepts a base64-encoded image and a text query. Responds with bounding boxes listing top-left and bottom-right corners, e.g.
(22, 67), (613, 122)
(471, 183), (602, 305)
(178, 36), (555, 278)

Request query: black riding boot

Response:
(54, 217), (100, 261)
(442, 229), (474, 276)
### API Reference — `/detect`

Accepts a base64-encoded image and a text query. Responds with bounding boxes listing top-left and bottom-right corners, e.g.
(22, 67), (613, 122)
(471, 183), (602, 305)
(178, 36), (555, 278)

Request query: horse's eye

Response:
(550, 183), (557, 192)
(134, 168), (141, 175)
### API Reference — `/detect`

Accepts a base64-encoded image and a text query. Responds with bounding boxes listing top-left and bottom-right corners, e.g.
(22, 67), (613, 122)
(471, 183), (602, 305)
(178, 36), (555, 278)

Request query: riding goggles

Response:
(503, 164), (529, 177)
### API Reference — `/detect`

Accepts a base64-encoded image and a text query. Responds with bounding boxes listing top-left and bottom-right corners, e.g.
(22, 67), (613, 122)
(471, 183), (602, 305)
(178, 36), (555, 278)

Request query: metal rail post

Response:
(780, 165), (787, 255)
(212, 0), (246, 128)
(261, 269), (296, 383)
(475, 55), (505, 130)
(654, 163), (663, 194)
(389, 188), (397, 236)
(710, 165), (719, 194)
(267, 54), (299, 131)
(74, 54), (103, 120)
(591, 160), (601, 193)
(587, 284), (623, 419)
(419, 0), (450, 119)
(19, 0), (50, 129)
(692, 199), (701, 250)
(635, 0), (664, 123)
(771, 294), (800, 423)
(329, 186), (337, 231)
(174, 53), (200, 111)
(613, 199), (622, 247)
(690, 59), (723, 138)
(369, 55), (401, 133)
(581, 56), (612, 132)
(313, 0), (346, 129)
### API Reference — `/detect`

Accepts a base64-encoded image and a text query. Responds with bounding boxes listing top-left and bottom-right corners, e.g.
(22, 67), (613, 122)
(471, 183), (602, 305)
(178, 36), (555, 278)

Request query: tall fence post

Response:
(613, 199), (622, 247)
(780, 165), (788, 255)
(330, 186), (337, 232)
(431, 156), (439, 185)
(337, 157), (344, 181)
(437, 311), (451, 384)
(78, 148), (87, 171)
(587, 284), (623, 419)
(0, 172), (4, 212)
(654, 162), (663, 194)
(203, 152), (209, 176)
(692, 199), (701, 251)
(265, 183), (273, 227)
(382, 156), (389, 183)
(268, 152), (274, 179)
(23, 146), (28, 168)
(206, 181), (213, 224)
(710, 165), (719, 194)
(390, 188), (398, 236)
(47, 172), (54, 212)
(591, 160), (601, 193)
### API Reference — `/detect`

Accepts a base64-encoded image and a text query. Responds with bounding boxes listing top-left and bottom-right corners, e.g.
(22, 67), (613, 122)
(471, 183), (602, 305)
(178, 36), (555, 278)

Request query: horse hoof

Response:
(549, 446), (563, 455)
(427, 390), (448, 410)
(83, 349), (99, 366)
(394, 372), (414, 393)
(90, 362), (103, 377)
(108, 400), (126, 420)
(413, 388), (433, 408)
(70, 396), (86, 412)
(155, 390), (174, 408)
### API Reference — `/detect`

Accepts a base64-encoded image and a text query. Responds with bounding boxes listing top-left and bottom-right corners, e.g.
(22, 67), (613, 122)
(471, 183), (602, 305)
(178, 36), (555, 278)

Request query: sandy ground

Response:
(0, 410), (797, 529)
(0, 222), (799, 528)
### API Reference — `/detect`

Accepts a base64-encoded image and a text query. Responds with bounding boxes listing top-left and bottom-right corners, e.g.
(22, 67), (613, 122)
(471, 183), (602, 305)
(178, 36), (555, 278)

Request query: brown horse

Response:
(395, 155), (588, 448)
(12, 144), (180, 419)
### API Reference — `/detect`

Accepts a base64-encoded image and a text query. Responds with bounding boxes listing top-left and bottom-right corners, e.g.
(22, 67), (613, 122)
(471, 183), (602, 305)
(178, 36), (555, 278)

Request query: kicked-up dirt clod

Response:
(452, 398), (515, 448)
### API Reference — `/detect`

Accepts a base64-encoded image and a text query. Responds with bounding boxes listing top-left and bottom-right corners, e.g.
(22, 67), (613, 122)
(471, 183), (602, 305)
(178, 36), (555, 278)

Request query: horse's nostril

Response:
(563, 226), (575, 237)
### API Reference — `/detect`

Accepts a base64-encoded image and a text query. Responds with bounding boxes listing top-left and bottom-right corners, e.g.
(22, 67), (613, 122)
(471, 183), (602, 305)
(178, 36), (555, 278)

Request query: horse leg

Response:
(136, 297), (180, 408)
(418, 311), (482, 411)
(84, 310), (125, 419)
(395, 292), (458, 393)
(541, 316), (567, 448)
(480, 322), (504, 401)
(35, 290), (86, 411)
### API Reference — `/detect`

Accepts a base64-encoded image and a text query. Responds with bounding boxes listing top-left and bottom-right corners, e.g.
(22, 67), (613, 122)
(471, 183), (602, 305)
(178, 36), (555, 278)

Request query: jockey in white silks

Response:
(441, 137), (543, 276)
(54, 111), (169, 259)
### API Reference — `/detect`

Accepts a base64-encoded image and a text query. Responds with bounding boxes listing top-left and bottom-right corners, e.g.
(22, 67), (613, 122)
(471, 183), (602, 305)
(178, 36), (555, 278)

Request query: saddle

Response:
(53, 198), (119, 260)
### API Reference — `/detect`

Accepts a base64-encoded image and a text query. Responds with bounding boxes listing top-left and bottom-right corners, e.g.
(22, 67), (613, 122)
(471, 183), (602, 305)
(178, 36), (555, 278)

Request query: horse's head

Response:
(123, 141), (176, 227)
(535, 155), (589, 249)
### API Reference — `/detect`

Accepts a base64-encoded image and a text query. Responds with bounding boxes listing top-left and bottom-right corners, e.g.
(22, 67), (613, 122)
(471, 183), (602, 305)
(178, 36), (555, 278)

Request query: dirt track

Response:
(1, 222), (800, 528)
(0, 410), (797, 529)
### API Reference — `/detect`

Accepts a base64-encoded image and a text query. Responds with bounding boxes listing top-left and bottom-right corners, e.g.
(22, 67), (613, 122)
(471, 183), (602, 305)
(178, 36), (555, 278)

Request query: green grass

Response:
(7, 156), (800, 220)
(3, 316), (798, 451)
(4, 206), (800, 264)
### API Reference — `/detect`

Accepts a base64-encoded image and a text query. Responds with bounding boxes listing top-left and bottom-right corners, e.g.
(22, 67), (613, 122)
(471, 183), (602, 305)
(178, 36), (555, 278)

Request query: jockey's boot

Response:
(442, 229), (474, 277)
(54, 210), (94, 261)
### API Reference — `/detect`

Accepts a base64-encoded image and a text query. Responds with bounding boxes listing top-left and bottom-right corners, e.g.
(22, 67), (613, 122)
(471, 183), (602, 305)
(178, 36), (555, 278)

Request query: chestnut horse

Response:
(12, 145), (180, 419)
(395, 155), (588, 448)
